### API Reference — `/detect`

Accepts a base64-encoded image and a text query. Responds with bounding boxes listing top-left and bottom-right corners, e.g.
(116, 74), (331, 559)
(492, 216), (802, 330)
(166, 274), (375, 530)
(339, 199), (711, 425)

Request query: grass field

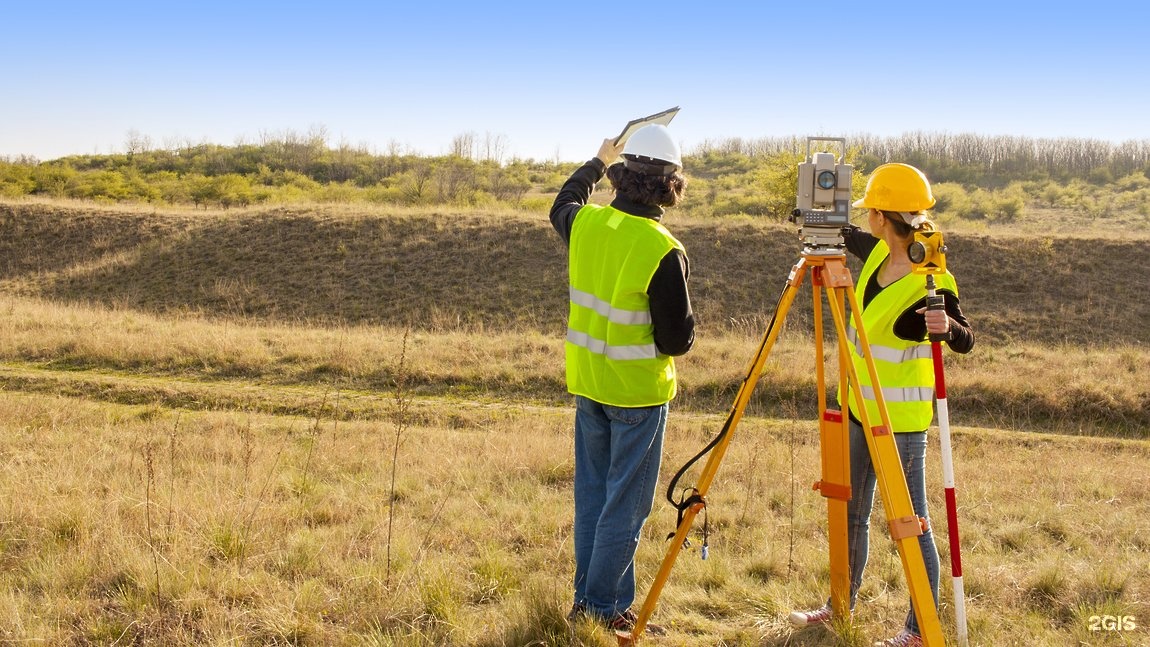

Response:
(0, 199), (1147, 645)
(1, 381), (1146, 645)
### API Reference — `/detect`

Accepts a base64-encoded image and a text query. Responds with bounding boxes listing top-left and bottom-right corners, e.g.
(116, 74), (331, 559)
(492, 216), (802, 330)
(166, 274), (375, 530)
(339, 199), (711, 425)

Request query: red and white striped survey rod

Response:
(926, 274), (969, 647)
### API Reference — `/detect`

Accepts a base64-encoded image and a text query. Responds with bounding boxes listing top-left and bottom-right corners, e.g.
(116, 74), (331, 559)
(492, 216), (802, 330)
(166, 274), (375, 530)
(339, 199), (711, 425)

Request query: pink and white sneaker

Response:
(788, 603), (832, 627)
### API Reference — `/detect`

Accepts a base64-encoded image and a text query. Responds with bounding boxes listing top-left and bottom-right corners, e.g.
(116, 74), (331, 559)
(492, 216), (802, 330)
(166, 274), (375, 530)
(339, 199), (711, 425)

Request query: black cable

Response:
(663, 280), (793, 516)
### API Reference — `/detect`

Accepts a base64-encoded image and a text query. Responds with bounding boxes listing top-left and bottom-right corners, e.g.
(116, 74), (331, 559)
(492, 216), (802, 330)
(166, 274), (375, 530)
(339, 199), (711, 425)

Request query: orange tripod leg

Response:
(618, 259), (811, 646)
(812, 263), (852, 619)
(823, 266), (945, 647)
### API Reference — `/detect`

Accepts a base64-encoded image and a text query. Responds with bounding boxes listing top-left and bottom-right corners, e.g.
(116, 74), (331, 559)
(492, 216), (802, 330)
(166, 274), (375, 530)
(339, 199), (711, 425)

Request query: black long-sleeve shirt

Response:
(549, 159), (695, 356)
(843, 224), (974, 354)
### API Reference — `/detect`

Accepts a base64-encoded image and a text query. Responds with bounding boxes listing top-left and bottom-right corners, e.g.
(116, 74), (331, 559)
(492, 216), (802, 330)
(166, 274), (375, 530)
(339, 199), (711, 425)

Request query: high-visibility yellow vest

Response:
(565, 204), (683, 407)
(841, 239), (958, 431)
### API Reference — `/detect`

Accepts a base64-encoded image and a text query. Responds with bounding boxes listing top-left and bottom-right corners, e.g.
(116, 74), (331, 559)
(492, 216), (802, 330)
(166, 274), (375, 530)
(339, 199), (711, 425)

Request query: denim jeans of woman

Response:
(572, 395), (667, 619)
(847, 419), (940, 635)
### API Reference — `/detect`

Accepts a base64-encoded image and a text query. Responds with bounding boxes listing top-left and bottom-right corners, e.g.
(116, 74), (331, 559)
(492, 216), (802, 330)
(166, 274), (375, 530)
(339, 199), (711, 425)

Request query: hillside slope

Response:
(2, 201), (1147, 347)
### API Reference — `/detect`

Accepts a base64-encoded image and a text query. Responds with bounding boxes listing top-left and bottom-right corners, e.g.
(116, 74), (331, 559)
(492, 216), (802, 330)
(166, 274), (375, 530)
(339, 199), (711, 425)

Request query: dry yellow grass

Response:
(0, 386), (1145, 645)
(0, 295), (1144, 645)
(0, 295), (1146, 436)
(0, 200), (1147, 644)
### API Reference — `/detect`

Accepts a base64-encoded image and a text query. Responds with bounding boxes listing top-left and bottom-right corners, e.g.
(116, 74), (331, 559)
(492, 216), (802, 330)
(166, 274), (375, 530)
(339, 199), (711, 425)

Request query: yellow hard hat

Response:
(852, 163), (936, 212)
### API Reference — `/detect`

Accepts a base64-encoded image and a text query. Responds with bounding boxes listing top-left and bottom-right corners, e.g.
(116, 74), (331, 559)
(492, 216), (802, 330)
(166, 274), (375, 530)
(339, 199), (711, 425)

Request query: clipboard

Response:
(613, 106), (680, 146)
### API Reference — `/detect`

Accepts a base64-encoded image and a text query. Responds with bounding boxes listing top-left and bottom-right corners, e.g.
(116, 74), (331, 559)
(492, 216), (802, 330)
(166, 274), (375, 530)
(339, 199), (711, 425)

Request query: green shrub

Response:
(0, 162), (35, 197)
(31, 163), (78, 197)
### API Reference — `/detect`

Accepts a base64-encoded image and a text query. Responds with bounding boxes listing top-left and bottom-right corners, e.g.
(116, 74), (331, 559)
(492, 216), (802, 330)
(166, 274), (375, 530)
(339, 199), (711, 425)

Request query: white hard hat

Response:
(622, 124), (682, 174)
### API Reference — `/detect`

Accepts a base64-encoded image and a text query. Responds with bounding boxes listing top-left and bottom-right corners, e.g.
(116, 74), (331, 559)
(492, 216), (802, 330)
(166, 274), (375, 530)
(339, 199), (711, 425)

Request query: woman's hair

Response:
(879, 210), (933, 239)
(606, 163), (687, 208)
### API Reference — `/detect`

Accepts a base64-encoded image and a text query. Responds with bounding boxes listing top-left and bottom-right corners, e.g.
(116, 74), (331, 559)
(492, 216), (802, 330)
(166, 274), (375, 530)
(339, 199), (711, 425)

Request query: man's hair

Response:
(606, 163), (687, 208)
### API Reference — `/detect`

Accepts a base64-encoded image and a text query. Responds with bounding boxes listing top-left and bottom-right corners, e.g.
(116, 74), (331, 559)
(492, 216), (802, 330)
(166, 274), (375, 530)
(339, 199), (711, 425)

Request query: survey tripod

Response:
(618, 249), (945, 646)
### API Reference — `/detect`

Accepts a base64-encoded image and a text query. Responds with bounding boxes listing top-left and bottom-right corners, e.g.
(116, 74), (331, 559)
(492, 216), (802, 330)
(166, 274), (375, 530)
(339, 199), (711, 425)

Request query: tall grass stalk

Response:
(141, 431), (162, 608)
(300, 387), (331, 484)
(166, 412), (181, 542)
(236, 426), (290, 571)
(385, 329), (412, 587)
(786, 401), (798, 574)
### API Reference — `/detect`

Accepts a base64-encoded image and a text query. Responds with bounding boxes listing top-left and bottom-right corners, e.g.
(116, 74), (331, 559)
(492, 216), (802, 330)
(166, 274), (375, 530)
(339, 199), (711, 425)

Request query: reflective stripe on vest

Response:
(841, 238), (958, 431)
(566, 329), (657, 360)
(565, 204), (684, 407)
(846, 327), (934, 364)
(859, 385), (936, 403)
(569, 287), (653, 326)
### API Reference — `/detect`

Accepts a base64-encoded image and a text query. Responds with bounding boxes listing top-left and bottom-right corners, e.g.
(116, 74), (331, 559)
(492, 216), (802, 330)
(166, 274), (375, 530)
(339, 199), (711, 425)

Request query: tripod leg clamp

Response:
(813, 480), (851, 501)
(889, 515), (926, 540)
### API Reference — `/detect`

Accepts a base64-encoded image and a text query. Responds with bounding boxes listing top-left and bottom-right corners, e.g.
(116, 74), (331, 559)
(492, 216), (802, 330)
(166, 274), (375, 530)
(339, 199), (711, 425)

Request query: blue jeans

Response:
(572, 395), (667, 619)
(847, 420), (939, 636)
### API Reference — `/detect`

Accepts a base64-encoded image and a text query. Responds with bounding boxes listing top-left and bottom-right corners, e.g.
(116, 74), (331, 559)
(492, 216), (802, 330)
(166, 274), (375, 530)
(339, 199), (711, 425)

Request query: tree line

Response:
(2, 131), (1148, 220)
(694, 132), (1150, 186)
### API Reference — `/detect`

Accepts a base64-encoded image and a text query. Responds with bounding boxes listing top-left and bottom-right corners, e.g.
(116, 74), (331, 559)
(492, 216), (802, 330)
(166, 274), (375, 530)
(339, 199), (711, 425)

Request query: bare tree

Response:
(481, 132), (508, 164)
(451, 132), (477, 159)
(125, 129), (153, 155)
(333, 136), (359, 182)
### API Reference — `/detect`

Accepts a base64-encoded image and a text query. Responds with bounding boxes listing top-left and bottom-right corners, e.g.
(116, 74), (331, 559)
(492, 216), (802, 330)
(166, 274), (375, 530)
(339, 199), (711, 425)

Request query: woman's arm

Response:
(893, 291), (975, 353)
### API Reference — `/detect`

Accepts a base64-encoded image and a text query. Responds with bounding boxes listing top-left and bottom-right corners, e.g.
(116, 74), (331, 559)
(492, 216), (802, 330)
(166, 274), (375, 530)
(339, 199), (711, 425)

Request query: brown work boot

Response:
(566, 602), (586, 624)
(874, 629), (923, 646)
(608, 608), (666, 637)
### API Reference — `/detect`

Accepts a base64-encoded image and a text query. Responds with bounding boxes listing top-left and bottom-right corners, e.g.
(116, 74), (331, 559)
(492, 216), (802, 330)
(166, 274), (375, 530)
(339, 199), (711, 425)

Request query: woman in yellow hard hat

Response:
(789, 163), (975, 647)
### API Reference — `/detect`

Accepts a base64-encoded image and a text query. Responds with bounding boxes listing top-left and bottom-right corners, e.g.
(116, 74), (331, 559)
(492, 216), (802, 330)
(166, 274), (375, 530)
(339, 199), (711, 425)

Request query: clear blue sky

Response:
(3, 1), (1148, 162)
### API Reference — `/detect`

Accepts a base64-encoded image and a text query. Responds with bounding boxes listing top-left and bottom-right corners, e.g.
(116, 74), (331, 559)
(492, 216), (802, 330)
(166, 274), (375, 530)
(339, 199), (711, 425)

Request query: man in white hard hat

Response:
(549, 124), (694, 636)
